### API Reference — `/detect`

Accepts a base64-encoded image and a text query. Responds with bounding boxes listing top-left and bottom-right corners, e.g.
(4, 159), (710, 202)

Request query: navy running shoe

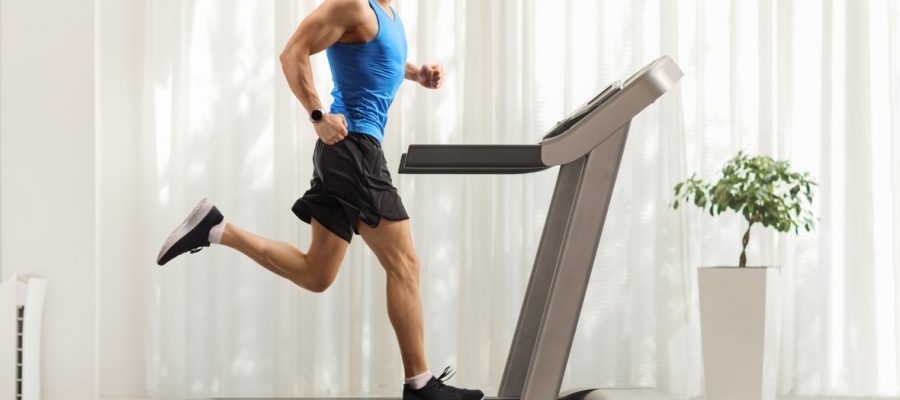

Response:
(403, 367), (484, 400)
(156, 198), (223, 266)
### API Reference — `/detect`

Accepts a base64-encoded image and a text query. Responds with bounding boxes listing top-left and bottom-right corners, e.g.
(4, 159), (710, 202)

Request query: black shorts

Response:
(292, 132), (409, 242)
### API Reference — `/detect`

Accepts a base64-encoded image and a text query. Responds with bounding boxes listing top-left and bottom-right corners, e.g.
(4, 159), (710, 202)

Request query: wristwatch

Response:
(309, 109), (325, 123)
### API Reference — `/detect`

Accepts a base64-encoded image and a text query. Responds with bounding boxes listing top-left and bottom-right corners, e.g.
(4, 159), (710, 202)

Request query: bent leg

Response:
(220, 219), (349, 293)
(359, 219), (428, 378)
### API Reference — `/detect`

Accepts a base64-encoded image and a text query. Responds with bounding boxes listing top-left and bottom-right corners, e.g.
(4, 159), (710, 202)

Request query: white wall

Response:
(0, 0), (97, 399)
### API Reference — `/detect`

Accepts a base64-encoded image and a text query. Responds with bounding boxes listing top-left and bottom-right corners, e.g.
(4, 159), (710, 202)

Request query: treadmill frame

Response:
(497, 123), (631, 400)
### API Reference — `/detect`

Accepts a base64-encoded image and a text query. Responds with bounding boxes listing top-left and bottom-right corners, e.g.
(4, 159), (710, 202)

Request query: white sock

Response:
(208, 221), (227, 244)
(404, 371), (433, 390)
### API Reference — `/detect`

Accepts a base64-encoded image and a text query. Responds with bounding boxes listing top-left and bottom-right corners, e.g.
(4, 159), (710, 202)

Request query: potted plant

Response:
(672, 151), (816, 400)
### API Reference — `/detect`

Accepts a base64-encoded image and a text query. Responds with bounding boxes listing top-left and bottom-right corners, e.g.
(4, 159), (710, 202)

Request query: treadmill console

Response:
(542, 81), (623, 140)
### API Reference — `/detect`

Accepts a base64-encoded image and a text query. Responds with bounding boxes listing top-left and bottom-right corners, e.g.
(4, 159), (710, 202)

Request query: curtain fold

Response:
(97, 0), (900, 398)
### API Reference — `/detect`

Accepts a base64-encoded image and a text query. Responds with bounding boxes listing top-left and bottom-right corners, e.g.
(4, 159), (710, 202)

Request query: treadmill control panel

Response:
(542, 80), (623, 140)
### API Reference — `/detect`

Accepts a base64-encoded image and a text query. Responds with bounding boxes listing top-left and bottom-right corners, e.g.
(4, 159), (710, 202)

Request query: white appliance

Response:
(0, 274), (47, 400)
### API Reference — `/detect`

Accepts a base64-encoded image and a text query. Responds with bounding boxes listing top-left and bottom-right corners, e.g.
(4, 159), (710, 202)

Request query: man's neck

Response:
(375, 0), (392, 7)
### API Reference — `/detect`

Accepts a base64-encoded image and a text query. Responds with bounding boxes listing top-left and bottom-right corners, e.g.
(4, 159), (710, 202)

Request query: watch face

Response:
(311, 109), (324, 121)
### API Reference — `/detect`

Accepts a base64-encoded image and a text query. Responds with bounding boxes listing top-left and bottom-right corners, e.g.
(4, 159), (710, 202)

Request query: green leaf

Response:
(669, 151), (818, 260)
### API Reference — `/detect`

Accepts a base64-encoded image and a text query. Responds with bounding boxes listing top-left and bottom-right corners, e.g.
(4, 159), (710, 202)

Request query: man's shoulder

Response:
(323, 0), (370, 20)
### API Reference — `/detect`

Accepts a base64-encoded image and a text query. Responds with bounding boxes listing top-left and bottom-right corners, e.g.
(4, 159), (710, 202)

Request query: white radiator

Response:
(0, 275), (46, 400)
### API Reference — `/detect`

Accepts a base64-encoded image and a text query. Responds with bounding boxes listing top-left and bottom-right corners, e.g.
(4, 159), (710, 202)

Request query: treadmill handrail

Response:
(398, 144), (549, 175)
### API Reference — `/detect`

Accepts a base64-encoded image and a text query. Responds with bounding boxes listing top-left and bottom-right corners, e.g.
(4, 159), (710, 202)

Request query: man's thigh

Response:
(358, 219), (417, 270)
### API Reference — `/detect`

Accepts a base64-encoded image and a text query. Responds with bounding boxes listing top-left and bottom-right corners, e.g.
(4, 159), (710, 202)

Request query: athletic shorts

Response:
(292, 132), (409, 242)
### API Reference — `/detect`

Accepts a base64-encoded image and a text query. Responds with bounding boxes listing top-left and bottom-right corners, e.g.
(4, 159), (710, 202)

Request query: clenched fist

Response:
(314, 113), (349, 145)
(416, 64), (444, 89)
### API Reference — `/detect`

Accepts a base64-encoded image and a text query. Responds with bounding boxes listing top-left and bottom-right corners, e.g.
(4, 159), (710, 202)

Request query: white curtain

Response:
(97, 0), (900, 398)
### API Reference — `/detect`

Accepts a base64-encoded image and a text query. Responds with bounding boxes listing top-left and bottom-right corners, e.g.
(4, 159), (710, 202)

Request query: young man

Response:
(155, 1), (484, 399)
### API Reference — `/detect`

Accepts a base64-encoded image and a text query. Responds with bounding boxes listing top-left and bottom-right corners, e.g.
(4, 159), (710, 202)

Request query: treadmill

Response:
(195, 56), (682, 400)
(399, 56), (683, 400)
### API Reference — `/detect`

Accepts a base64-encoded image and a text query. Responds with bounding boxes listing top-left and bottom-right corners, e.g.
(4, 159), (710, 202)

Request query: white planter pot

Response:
(698, 267), (782, 400)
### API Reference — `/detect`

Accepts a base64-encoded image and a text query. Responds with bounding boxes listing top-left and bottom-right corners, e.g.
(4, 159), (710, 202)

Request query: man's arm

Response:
(406, 62), (444, 89)
(280, 0), (362, 143)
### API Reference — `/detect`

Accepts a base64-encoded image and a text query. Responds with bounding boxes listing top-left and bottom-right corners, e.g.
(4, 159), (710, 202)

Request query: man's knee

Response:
(298, 266), (339, 293)
(297, 253), (342, 293)
(381, 250), (420, 282)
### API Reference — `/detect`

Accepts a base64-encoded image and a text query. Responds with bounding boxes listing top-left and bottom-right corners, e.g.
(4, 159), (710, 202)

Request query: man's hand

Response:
(314, 113), (349, 144)
(414, 64), (444, 89)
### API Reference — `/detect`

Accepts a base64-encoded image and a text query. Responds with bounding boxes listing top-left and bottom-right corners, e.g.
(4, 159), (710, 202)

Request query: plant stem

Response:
(740, 222), (753, 268)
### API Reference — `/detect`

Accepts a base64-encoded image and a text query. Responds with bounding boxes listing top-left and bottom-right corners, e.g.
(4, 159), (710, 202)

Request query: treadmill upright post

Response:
(497, 123), (631, 400)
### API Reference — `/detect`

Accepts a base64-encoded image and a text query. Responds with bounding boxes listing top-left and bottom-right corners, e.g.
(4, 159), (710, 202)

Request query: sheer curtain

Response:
(97, 0), (900, 398)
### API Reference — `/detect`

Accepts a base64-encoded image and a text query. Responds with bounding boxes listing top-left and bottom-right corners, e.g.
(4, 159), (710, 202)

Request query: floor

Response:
(191, 390), (899, 400)
(192, 397), (899, 400)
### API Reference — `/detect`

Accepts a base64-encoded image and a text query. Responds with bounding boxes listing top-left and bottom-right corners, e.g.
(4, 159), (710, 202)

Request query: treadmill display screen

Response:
(542, 81), (623, 140)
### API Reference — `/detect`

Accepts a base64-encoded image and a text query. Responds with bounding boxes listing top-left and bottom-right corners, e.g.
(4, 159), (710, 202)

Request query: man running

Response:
(155, 1), (484, 399)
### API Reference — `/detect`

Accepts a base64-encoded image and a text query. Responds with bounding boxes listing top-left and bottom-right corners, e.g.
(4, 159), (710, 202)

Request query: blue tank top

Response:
(326, 0), (407, 143)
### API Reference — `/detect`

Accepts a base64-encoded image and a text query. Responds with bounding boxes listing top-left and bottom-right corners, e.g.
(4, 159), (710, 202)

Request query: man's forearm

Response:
(280, 50), (323, 114)
(404, 62), (419, 81)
